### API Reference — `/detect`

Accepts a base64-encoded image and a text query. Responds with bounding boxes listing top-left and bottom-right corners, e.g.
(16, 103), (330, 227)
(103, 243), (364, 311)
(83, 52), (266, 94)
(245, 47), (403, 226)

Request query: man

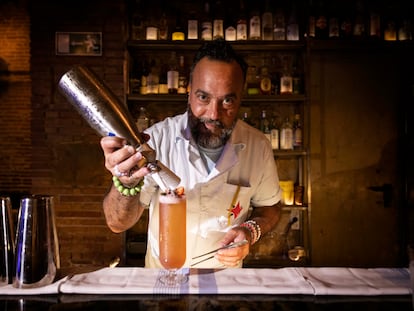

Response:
(100, 39), (282, 268)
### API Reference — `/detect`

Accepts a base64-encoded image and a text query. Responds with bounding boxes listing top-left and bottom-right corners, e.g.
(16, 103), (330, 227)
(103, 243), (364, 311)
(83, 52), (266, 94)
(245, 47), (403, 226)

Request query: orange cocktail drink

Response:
(159, 188), (186, 270)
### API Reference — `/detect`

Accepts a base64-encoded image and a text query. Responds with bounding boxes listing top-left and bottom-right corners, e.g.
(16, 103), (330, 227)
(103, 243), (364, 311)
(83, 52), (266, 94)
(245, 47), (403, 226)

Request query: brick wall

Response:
(0, 0), (128, 269)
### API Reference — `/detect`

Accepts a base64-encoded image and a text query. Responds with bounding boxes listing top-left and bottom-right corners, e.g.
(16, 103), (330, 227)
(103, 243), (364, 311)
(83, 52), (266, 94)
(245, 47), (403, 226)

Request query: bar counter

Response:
(1, 266), (412, 310)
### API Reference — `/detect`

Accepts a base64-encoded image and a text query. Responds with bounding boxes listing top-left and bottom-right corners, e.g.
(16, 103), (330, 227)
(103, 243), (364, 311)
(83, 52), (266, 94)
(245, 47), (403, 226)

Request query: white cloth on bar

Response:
(0, 267), (411, 296)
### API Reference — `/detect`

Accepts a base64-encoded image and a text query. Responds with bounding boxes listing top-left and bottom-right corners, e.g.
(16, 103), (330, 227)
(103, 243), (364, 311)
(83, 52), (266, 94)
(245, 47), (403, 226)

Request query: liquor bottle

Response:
(273, 7), (286, 40)
(177, 55), (187, 94)
(241, 111), (254, 126)
(328, 2), (339, 39)
(167, 52), (179, 94)
(353, 0), (366, 39)
(130, 0), (146, 40)
(339, 2), (353, 39)
(146, 8), (159, 40)
(259, 110), (271, 143)
(249, 5), (261, 40)
(159, 11), (169, 40)
(383, 2), (397, 41)
(280, 56), (293, 95)
(140, 59), (149, 95)
(270, 116), (280, 150)
(236, 0), (248, 40)
(158, 63), (168, 94)
(262, 0), (273, 40)
(286, 2), (300, 41)
(315, 0), (328, 39)
(280, 117), (293, 150)
(292, 56), (302, 95)
(367, 2), (381, 40)
(146, 59), (159, 94)
(307, 0), (316, 38)
(201, 1), (213, 40)
(136, 106), (150, 133)
(225, 15), (237, 41)
(213, 0), (225, 39)
(187, 11), (199, 40)
(172, 12), (185, 41)
(293, 113), (303, 149)
(259, 64), (272, 95)
(245, 66), (260, 95)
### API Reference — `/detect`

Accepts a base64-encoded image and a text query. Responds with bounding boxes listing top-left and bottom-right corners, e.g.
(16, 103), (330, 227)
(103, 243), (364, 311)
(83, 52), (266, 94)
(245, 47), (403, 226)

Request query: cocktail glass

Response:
(158, 189), (188, 286)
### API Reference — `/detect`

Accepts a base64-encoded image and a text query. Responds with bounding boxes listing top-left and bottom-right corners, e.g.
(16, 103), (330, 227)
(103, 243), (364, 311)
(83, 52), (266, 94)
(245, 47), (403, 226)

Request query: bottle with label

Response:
(328, 2), (339, 39)
(280, 57), (293, 95)
(136, 107), (150, 133)
(130, 0), (146, 40)
(236, 0), (248, 40)
(259, 110), (271, 143)
(140, 59), (149, 95)
(158, 63), (168, 94)
(172, 12), (185, 41)
(201, 1), (213, 40)
(167, 52), (179, 94)
(241, 111), (254, 127)
(353, 0), (366, 39)
(187, 11), (199, 40)
(280, 117), (293, 150)
(270, 116), (280, 150)
(225, 15), (237, 41)
(262, 0), (273, 40)
(213, 0), (225, 39)
(249, 6), (261, 40)
(245, 66), (260, 95)
(177, 55), (187, 94)
(159, 11), (169, 40)
(315, 0), (328, 39)
(286, 2), (300, 41)
(273, 7), (286, 40)
(307, 0), (316, 38)
(146, 7), (159, 40)
(293, 113), (303, 149)
(146, 59), (159, 94)
(259, 64), (272, 95)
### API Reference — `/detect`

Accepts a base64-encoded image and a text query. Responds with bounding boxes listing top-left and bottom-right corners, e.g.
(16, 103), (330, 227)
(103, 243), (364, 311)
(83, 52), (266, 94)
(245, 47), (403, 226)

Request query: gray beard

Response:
(187, 107), (234, 149)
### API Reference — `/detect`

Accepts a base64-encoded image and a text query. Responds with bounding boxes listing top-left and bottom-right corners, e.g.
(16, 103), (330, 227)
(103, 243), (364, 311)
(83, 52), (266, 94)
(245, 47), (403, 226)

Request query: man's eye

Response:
(223, 98), (235, 106)
(197, 94), (209, 102)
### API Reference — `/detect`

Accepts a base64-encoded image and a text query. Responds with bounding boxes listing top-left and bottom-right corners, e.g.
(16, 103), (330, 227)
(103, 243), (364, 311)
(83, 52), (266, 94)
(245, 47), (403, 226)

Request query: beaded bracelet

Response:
(112, 176), (144, 196)
(240, 220), (262, 245)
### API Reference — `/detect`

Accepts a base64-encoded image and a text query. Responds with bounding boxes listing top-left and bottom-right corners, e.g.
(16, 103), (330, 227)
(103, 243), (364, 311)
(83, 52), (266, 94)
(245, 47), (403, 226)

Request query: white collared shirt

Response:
(140, 111), (282, 268)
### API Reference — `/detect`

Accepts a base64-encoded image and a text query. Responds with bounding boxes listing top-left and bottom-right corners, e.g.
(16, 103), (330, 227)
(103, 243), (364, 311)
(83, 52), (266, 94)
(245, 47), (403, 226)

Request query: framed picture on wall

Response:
(55, 32), (102, 56)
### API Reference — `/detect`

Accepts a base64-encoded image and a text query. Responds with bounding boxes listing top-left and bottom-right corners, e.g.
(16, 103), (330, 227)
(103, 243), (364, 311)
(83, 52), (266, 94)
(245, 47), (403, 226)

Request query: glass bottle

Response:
(259, 64), (272, 95)
(187, 11), (199, 40)
(146, 59), (159, 94)
(262, 0), (273, 40)
(201, 1), (213, 40)
(136, 107), (150, 133)
(140, 59), (149, 95)
(293, 113), (303, 149)
(286, 2), (300, 41)
(245, 66), (260, 95)
(167, 52), (179, 94)
(280, 56), (293, 95)
(307, 0), (316, 38)
(280, 117), (293, 150)
(270, 116), (280, 150)
(159, 11), (169, 40)
(158, 63), (168, 94)
(213, 0), (225, 39)
(172, 12), (185, 41)
(273, 7), (286, 40)
(177, 55), (187, 94)
(315, 0), (328, 39)
(259, 110), (271, 143)
(236, 0), (248, 40)
(353, 0), (366, 39)
(249, 6), (261, 40)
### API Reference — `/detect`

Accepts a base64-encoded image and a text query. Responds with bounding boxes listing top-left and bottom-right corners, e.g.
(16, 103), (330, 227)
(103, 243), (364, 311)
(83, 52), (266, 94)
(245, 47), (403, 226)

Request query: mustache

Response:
(199, 118), (224, 128)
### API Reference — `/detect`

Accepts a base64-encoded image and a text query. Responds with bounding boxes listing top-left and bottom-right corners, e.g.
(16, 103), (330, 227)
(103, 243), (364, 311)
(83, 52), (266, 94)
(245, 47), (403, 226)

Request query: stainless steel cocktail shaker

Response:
(58, 65), (180, 191)
(13, 195), (60, 288)
(0, 196), (14, 286)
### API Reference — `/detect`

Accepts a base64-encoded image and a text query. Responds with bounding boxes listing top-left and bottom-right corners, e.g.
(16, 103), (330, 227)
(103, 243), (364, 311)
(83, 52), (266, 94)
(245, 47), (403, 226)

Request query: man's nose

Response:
(207, 99), (220, 120)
